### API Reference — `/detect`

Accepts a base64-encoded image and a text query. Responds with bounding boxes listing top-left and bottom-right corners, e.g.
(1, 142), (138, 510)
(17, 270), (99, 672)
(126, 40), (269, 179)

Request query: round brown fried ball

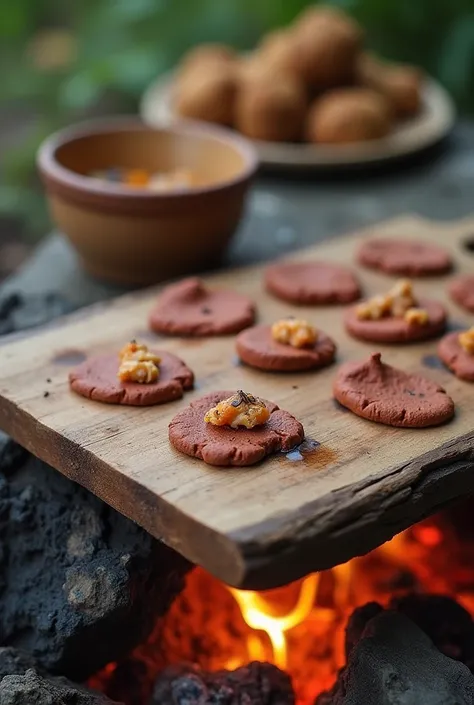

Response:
(177, 43), (236, 83)
(257, 29), (300, 76)
(306, 88), (392, 144)
(291, 6), (364, 88)
(235, 75), (307, 142)
(174, 63), (236, 126)
(357, 53), (423, 117)
(293, 4), (362, 37)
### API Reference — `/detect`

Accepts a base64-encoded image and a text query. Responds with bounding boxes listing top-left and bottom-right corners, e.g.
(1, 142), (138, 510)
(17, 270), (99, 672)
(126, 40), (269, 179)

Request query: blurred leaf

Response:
(58, 70), (104, 109)
(439, 14), (474, 100)
(2, 0), (474, 244)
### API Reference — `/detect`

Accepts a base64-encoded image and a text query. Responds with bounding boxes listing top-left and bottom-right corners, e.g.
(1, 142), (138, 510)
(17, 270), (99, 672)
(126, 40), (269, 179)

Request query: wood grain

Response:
(1, 215), (474, 589)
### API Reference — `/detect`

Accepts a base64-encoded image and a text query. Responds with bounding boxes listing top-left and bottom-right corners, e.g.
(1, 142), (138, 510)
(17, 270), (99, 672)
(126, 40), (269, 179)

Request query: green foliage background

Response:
(1, 0), (474, 238)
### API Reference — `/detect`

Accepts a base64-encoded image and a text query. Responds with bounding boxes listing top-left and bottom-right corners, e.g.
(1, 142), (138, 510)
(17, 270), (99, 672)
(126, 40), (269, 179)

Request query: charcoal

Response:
(392, 593), (474, 672)
(316, 610), (474, 705)
(151, 661), (295, 705)
(0, 291), (73, 336)
(0, 440), (190, 681)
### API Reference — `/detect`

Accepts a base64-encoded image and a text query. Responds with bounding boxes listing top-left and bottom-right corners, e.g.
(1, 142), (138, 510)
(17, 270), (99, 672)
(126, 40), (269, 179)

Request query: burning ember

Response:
(89, 504), (474, 705)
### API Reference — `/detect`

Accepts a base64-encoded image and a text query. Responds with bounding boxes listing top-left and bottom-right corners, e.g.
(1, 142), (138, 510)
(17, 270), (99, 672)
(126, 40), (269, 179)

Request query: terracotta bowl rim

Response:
(37, 116), (259, 200)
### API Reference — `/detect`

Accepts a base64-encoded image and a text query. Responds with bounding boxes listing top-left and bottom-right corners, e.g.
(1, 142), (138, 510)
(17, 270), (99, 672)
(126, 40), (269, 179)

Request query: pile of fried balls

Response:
(173, 5), (423, 145)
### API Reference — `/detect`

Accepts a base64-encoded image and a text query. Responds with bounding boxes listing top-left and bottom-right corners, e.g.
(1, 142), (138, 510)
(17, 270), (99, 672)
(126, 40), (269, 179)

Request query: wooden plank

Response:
(1, 214), (474, 590)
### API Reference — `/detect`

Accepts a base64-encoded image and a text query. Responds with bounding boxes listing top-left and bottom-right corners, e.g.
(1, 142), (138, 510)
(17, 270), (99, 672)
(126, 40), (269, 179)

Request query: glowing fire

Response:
(228, 574), (320, 670)
(89, 505), (474, 705)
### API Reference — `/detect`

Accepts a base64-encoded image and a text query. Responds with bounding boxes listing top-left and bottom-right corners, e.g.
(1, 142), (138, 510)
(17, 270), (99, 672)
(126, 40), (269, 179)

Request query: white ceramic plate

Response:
(140, 72), (456, 171)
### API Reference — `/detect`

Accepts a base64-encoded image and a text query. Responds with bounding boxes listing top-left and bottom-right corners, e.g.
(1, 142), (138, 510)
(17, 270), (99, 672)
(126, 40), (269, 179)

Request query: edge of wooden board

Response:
(2, 213), (474, 589)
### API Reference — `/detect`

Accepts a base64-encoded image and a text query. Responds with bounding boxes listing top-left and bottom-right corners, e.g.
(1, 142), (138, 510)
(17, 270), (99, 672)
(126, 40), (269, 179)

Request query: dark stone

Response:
(0, 441), (190, 681)
(316, 610), (474, 705)
(344, 601), (383, 658)
(0, 647), (121, 704)
(151, 662), (295, 705)
(392, 594), (474, 672)
(0, 647), (41, 679)
(0, 431), (28, 475)
(0, 291), (72, 336)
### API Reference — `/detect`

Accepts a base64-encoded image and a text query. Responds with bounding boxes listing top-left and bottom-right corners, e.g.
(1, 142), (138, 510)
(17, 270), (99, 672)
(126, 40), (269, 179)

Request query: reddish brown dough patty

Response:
(357, 238), (452, 276)
(333, 352), (455, 428)
(169, 390), (304, 466)
(344, 299), (446, 344)
(264, 261), (361, 305)
(149, 278), (255, 336)
(438, 332), (474, 382)
(449, 274), (474, 313)
(236, 324), (336, 372)
(69, 351), (194, 406)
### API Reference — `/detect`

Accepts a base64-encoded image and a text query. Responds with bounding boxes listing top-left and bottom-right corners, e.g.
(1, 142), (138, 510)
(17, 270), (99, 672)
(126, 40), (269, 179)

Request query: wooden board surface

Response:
(1, 215), (474, 590)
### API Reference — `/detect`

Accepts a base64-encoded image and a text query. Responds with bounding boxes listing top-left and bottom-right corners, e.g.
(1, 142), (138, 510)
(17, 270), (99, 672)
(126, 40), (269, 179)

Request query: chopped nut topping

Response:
(356, 279), (419, 321)
(459, 327), (474, 355)
(271, 318), (318, 348)
(356, 295), (393, 320)
(204, 390), (270, 429)
(117, 341), (161, 384)
(404, 307), (429, 326)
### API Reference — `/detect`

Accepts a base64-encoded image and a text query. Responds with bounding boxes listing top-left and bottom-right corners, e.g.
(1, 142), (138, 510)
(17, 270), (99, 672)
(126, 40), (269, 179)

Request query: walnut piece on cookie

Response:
(459, 327), (474, 355)
(271, 318), (318, 348)
(356, 279), (428, 325)
(438, 329), (474, 382)
(169, 390), (304, 466)
(204, 390), (270, 429)
(118, 340), (161, 384)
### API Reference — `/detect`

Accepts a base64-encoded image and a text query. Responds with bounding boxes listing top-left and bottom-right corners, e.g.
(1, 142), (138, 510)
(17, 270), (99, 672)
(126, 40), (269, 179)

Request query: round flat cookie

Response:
(357, 238), (452, 276)
(169, 391), (304, 466)
(344, 298), (446, 344)
(69, 351), (194, 406)
(449, 274), (474, 313)
(264, 261), (361, 305)
(149, 278), (255, 336)
(438, 331), (474, 382)
(333, 353), (455, 428)
(236, 324), (336, 372)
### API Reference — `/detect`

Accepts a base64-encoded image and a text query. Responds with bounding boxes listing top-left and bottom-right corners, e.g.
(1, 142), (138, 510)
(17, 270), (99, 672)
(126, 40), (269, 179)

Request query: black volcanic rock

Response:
(0, 647), (121, 704)
(151, 662), (294, 705)
(0, 430), (28, 475)
(344, 601), (383, 658)
(0, 647), (41, 680)
(317, 610), (474, 705)
(392, 593), (474, 672)
(0, 442), (190, 681)
(0, 291), (72, 336)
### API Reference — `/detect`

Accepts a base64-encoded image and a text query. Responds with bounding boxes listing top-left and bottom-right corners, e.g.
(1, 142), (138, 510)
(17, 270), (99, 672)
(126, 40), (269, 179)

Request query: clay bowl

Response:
(37, 118), (258, 285)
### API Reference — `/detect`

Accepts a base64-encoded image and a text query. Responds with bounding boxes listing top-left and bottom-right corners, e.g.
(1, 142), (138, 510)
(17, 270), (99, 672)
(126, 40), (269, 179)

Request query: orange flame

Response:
(228, 574), (320, 669)
(89, 511), (474, 705)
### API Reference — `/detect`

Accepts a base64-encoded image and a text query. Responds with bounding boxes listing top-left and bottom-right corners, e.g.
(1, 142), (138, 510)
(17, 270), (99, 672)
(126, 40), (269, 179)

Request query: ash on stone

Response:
(317, 606), (474, 705)
(0, 291), (73, 336)
(151, 661), (295, 705)
(0, 647), (121, 704)
(0, 439), (190, 681)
